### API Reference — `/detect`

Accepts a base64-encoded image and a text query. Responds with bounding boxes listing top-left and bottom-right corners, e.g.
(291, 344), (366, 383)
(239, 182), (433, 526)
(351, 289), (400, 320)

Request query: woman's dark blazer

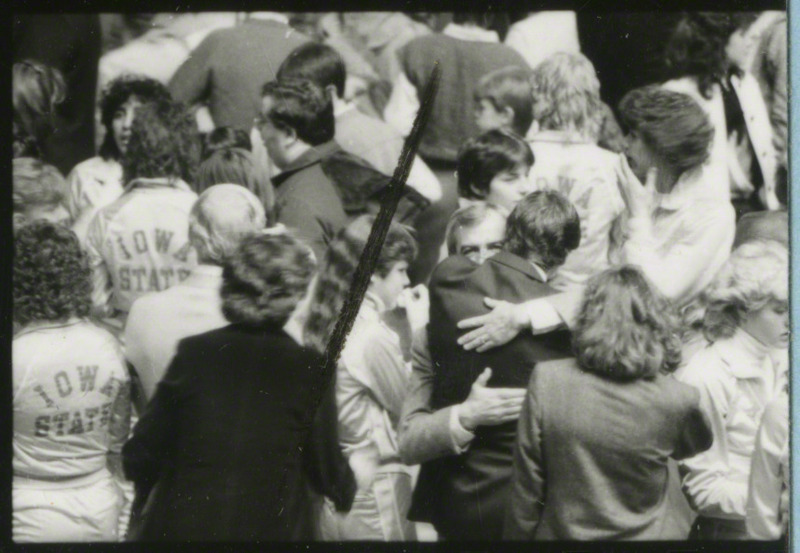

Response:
(504, 358), (713, 540)
(122, 323), (354, 541)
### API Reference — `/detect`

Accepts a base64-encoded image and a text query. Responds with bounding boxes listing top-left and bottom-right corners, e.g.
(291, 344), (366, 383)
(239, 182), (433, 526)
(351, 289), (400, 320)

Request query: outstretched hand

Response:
(456, 297), (529, 352)
(458, 368), (527, 430)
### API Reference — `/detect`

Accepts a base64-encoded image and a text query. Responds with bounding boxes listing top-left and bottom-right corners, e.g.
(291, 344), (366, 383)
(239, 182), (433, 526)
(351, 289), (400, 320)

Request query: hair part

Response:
(457, 129), (534, 200)
(504, 190), (580, 271)
(303, 215), (417, 354)
(261, 79), (335, 146)
(13, 221), (92, 326)
(475, 65), (533, 136)
(619, 85), (713, 176)
(221, 232), (316, 326)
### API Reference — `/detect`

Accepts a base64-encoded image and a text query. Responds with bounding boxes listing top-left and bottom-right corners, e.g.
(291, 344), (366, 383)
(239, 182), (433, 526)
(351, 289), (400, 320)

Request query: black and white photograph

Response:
(8, 6), (791, 548)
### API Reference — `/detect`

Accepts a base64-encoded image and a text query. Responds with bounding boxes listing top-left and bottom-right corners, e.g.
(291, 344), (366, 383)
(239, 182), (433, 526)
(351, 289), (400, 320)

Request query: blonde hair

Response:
(702, 240), (788, 342)
(188, 184), (267, 265)
(530, 52), (604, 142)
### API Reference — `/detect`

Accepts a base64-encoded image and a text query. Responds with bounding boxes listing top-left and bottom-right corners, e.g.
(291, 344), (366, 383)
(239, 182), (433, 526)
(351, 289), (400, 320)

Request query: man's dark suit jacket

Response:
(122, 323), (354, 541)
(409, 251), (572, 540)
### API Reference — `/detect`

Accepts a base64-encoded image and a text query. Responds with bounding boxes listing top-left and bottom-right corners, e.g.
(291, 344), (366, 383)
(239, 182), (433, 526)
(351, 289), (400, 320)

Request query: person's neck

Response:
(332, 96), (352, 117)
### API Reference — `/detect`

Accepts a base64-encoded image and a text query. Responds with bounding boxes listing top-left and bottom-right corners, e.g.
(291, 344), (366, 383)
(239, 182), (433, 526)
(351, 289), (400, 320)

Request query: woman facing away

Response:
(676, 240), (788, 540)
(304, 215), (423, 541)
(122, 232), (354, 541)
(67, 76), (171, 242)
(13, 221), (131, 542)
(504, 265), (712, 540)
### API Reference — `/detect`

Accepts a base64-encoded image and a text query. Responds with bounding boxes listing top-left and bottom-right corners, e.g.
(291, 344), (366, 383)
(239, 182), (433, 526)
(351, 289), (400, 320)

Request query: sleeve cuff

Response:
(449, 405), (475, 453)
(525, 298), (564, 335)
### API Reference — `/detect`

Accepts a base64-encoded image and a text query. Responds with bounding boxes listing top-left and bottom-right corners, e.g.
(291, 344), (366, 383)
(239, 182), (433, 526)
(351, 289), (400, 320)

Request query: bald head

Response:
(189, 184), (267, 265)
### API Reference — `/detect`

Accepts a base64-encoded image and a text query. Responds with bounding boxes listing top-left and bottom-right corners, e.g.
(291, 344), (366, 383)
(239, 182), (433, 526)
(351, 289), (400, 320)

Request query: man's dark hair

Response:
(261, 79), (335, 146)
(202, 126), (253, 161)
(618, 85), (713, 176)
(504, 190), (580, 271)
(277, 42), (347, 100)
(457, 129), (534, 200)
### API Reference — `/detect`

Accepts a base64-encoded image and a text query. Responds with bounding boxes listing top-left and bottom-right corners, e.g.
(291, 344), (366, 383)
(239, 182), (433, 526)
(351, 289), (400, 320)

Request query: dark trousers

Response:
(689, 515), (748, 540)
(408, 159), (459, 285)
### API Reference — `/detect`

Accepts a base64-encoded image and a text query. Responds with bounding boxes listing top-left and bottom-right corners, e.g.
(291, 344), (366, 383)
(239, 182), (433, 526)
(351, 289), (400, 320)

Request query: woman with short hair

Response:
(504, 265), (712, 540)
(677, 240), (788, 540)
(122, 232), (354, 540)
(13, 221), (131, 542)
(304, 215), (420, 541)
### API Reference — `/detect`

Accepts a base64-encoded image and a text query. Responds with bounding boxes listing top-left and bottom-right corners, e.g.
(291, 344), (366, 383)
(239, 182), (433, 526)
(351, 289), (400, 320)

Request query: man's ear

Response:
(325, 84), (339, 102)
(281, 125), (299, 148)
(469, 183), (488, 199)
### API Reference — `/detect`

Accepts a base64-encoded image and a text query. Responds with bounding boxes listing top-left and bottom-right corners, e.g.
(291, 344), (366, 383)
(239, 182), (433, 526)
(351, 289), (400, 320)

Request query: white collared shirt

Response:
(677, 330), (787, 520)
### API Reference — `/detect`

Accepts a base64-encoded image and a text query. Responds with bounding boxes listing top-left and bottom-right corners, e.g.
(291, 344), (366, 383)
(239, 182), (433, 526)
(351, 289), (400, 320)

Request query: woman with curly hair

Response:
(13, 221), (131, 542)
(122, 232), (355, 540)
(13, 60), (65, 160)
(663, 12), (779, 212)
(85, 97), (200, 327)
(196, 146), (275, 225)
(504, 265), (712, 540)
(676, 240), (788, 540)
(304, 215), (421, 541)
(67, 76), (171, 241)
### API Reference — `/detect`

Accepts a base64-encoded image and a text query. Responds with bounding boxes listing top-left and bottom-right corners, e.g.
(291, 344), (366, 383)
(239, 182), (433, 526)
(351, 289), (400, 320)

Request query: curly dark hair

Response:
(619, 85), (713, 177)
(303, 215), (417, 355)
(504, 190), (580, 272)
(98, 75), (172, 161)
(260, 79), (335, 146)
(13, 221), (92, 326)
(664, 11), (759, 99)
(121, 98), (201, 186)
(573, 265), (682, 381)
(221, 232), (316, 327)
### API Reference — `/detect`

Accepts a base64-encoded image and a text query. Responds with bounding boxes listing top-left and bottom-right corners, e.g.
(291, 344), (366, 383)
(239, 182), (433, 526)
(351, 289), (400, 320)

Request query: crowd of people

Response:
(12, 11), (789, 543)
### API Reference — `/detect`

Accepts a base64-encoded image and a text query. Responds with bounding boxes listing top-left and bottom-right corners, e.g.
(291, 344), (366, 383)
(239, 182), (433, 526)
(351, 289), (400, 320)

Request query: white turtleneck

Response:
(676, 329), (787, 520)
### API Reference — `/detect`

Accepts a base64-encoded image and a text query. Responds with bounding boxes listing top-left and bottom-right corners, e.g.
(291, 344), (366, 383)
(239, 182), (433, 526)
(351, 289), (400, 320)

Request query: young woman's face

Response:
(112, 95), (143, 155)
(370, 260), (411, 310)
(742, 299), (790, 350)
(486, 163), (533, 212)
(455, 212), (506, 265)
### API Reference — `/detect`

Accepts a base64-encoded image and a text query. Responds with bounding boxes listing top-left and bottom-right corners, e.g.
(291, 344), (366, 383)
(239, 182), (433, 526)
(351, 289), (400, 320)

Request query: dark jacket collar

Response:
(488, 250), (546, 283)
(272, 140), (341, 187)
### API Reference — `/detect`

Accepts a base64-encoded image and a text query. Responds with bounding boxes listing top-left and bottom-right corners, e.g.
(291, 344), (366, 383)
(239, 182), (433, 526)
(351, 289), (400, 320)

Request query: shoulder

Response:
(429, 255), (478, 289)
(677, 343), (733, 391)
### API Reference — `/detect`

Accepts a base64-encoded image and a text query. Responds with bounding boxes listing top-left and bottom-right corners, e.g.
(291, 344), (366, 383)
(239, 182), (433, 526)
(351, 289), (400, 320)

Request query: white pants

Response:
(13, 470), (124, 542)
